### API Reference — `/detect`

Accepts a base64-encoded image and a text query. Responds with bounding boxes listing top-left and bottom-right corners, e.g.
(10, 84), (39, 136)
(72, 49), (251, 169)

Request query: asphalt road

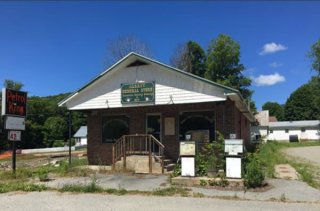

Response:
(1, 192), (319, 211)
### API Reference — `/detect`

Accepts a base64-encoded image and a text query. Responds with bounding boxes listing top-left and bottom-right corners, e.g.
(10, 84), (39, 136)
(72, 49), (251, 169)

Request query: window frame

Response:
(101, 115), (130, 144)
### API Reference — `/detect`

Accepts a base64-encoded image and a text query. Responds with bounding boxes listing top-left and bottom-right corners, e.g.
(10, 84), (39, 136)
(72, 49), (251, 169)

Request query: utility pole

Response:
(68, 111), (72, 164)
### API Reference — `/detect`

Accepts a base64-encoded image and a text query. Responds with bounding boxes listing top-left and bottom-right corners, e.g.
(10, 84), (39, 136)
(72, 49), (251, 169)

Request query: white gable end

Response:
(64, 62), (229, 110)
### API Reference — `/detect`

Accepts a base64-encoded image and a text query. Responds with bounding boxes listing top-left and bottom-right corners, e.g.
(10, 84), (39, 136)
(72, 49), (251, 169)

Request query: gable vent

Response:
(126, 60), (148, 67)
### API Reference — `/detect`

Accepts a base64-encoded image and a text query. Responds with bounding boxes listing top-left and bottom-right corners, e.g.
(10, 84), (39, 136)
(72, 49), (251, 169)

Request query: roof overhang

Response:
(225, 93), (256, 122)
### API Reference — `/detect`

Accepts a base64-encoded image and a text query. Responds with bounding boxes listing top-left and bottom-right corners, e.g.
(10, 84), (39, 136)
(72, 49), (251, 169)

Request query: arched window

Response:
(102, 115), (129, 143)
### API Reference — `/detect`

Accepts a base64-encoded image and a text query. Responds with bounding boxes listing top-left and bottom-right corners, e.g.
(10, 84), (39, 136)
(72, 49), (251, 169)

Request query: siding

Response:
(66, 64), (227, 110)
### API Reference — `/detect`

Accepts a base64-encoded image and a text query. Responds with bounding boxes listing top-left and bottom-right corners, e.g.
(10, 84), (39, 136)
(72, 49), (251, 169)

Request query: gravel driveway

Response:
(283, 146), (320, 167)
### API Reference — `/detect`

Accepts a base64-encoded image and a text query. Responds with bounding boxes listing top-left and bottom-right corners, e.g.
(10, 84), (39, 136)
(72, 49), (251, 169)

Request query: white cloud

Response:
(259, 42), (287, 55)
(269, 62), (283, 68)
(253, 73), (286, 86)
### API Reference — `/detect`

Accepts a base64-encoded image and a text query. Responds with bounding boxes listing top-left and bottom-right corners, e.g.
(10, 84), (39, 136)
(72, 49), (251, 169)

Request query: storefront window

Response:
(102, 115), (129, 143)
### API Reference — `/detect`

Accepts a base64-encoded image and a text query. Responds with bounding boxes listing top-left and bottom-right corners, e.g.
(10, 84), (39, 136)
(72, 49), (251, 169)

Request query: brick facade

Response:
(86, 99), (250, 165)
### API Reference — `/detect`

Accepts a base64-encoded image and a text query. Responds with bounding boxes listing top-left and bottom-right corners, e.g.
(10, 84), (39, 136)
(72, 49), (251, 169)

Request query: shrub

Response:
(171, 164), (181, 178)
(38, 167), (49, 182)
(244, 156), (265, 188)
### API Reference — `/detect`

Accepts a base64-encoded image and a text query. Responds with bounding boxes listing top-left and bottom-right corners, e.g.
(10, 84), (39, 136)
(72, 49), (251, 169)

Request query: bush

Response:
(171, 164), (181, 178)
(244, 156), (265, 188)
(38, 167), (49, 182)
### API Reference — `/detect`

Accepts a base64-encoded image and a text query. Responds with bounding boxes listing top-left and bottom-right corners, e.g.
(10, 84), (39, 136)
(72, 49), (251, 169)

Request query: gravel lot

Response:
(283, 146), (320, 167)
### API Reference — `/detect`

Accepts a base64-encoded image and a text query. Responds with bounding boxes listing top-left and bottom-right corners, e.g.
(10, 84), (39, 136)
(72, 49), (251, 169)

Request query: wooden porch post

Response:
(149, 136), (152, 173)
(123, 136), (127, 170)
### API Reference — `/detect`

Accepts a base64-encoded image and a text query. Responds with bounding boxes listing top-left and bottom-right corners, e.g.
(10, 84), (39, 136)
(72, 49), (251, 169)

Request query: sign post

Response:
(1, 88), (27, 173)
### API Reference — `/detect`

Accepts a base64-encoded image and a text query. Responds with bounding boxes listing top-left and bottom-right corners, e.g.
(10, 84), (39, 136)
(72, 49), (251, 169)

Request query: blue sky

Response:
(0, 1), (319, 110)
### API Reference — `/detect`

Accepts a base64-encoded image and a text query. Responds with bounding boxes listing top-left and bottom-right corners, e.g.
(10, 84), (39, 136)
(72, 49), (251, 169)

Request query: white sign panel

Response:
(180, 141), (196, 156)
(226, 157), (241, 178)
(8, 131), (21, 141)
(225, 139), (243, 155)
(5, 116), (26, 130)
(181, 157), (195, 177)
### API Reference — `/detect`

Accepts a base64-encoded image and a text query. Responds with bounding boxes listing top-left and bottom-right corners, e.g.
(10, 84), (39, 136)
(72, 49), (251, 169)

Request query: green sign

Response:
(121, 82), (155, 104)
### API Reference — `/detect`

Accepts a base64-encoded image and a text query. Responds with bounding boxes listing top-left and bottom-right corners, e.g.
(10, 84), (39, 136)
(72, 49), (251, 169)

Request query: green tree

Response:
(307, 38), (320, 76)
(205, 34), (253, 100)
(43, 116), (67, 147)
(3, 80), (24, 91)
(262, 102), (284, 121)
(170, 41), (206, 77)
(284, 77), (320, 120)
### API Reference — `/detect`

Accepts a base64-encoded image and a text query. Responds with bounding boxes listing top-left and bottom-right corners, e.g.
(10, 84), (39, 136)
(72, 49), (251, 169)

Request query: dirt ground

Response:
(283, 146), (320, 167)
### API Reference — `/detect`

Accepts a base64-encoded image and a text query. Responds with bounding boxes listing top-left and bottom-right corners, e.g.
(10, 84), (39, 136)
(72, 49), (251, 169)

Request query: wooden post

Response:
(149, 136), (152, 173)
(123, 137), (126, 170)
(112, 144), (115, 171)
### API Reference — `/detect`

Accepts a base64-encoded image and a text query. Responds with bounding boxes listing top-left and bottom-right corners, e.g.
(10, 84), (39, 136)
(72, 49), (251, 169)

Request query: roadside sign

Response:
(8, 131), (21, 141)
(5, 116), (25, 131)
(1, 88), (27, 117)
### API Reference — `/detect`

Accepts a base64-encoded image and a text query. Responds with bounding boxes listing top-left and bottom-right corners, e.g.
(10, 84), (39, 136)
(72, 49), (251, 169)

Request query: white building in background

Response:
(73, 126), (87, 146)
(251, 110), (320, 142)
(268, 120), (320, 142)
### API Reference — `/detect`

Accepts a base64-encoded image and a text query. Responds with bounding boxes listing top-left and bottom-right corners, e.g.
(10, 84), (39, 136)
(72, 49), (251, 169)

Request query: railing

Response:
(112, 134), (165, 173)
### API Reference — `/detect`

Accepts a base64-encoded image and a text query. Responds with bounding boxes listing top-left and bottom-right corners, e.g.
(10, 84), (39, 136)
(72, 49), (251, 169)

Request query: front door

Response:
(146, 114), (161, 142)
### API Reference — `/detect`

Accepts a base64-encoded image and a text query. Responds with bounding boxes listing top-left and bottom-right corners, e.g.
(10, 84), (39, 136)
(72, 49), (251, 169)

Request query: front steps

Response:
(114, 155), (175, 174)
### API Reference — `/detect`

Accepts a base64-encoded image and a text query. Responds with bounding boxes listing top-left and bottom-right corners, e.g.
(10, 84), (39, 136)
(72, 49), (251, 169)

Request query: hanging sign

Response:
(2, 88), (27, 117)
(121, 82), (155, 104)
(8, 130), (21, 141)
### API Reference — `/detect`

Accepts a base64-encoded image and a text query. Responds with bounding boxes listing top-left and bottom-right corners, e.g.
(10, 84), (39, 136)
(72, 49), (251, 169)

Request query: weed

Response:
(193, 192), (205, 198)
(38, 166), (49, 182)
(0, 182), (47, 193)
(152, 186), (190, 196)
(280, 193), (286, 202)
(199, 179), (207, 186)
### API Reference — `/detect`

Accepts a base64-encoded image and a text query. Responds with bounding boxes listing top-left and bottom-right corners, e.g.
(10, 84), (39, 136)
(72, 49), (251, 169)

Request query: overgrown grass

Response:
(152, 186), (190, 197)
(0, 182), (47, 193)
(256, 141), (320, 189)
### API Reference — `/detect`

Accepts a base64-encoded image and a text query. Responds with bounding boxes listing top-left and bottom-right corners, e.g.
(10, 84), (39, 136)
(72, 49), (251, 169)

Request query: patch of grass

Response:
(255, 141), (320, 189)
(152, 186), (190, 197)
(255, 142), (288, 177)
(0, 182), (47, 193)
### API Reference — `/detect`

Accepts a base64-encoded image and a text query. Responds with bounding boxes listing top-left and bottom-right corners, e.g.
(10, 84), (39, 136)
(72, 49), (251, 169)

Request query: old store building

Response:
(59, 53), (255, 168)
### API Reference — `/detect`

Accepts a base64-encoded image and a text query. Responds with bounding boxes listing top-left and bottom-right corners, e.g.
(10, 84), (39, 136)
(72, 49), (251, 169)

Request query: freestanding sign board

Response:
(1, 88), (27, 117)
(1, 88), (27, 172)
(5, 116), (26, 131)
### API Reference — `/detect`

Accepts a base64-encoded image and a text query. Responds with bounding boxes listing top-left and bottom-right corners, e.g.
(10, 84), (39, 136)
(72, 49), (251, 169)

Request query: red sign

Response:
(2, 88), (27, 117)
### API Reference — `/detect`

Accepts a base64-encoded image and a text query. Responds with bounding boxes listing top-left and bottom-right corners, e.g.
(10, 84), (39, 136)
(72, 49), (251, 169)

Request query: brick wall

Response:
(86, 99), (251, 165)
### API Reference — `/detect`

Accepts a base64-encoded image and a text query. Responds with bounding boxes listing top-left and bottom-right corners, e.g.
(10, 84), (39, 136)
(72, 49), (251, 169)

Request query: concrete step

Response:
(165, 163), (175, 172)
(163, 159), (173, 166)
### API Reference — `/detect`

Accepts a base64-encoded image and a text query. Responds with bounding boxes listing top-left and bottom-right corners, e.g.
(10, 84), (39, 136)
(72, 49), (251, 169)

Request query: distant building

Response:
(73, 126), (87, 146)
(252, 110), (320, 142)
(268, 120), (320, 142)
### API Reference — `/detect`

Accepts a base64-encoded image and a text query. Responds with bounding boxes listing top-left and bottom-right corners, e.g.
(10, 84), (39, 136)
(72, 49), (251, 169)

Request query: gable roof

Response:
(59, 52), (255, 121)
(73, 126), (87, 138)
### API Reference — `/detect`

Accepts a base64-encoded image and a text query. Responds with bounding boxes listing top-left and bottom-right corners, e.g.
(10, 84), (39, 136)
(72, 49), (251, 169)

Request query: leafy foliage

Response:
(195, 131), (225, 176)
(205, 34), (253, 100)
(284, 77), (320, 120)
(307, 38), (320, 76)
(262, 102), (284, 121)
(244, 154), (265, 188)
(3, 80), (24, 91)
(170, 41), (206, 77)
